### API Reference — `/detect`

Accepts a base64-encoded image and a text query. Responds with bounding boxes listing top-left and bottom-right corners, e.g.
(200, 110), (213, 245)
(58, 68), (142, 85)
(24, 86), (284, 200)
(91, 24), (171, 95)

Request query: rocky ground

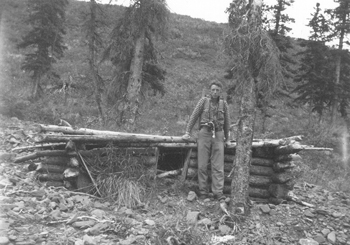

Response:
(0, 116), (350, 245)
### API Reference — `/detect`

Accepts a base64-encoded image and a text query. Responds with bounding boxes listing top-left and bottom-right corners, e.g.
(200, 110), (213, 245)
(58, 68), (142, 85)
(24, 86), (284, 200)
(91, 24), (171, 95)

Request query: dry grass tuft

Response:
(83, 145), (154, 207)
(97, 174), (144, 208)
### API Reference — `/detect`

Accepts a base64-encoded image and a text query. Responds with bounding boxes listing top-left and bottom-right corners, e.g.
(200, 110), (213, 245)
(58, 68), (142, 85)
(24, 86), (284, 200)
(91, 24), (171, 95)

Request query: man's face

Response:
(210, 84), (221, 99)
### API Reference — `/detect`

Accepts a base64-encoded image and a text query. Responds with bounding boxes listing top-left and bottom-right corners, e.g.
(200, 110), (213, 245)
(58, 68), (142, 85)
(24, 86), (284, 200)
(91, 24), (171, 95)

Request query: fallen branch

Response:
(156, 169), (182, 178)
(77, 151), (102, 197)
(11, 143), (66, 152)
(287, 192), (315, 207)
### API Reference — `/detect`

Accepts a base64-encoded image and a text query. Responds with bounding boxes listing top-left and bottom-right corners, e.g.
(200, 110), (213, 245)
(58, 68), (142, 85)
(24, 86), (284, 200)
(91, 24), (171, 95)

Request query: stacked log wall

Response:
(186, 144), (303, 203)
(24, 147), (158, 192)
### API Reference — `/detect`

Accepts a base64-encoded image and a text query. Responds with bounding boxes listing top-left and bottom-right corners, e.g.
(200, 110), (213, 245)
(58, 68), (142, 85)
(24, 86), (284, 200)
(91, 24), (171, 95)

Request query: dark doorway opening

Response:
(157, 148), (188, 171)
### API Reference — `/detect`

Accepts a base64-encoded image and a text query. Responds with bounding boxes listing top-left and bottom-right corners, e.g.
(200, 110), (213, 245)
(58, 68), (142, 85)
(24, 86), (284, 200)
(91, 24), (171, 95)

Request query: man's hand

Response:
(182, 132), (191, 141)
(224, 140), (231, 147)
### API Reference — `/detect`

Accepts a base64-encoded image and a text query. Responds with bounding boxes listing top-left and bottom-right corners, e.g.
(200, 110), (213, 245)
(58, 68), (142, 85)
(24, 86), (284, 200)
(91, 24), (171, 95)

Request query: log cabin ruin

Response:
(14, 124), (332, 204)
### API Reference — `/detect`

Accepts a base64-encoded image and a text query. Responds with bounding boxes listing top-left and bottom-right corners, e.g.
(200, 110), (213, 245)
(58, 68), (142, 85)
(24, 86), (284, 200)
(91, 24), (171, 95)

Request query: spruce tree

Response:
(18, 0), (68, 99)
(102, 0), (168, 129)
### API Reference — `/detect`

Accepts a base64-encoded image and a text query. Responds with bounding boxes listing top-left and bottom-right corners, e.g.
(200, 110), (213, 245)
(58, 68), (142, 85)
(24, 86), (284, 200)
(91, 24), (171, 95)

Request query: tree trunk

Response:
(273, 0), (283, 35)
(32, 72), (41, 99)
(331, 0), (348, 125)
(89, 0), (104, 122)
(123, 28), (146, 129)
(230, 77), (257, 214)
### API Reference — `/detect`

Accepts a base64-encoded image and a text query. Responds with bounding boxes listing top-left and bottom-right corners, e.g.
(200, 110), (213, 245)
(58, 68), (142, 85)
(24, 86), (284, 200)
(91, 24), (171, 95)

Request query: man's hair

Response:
(208, 79), (223, 89)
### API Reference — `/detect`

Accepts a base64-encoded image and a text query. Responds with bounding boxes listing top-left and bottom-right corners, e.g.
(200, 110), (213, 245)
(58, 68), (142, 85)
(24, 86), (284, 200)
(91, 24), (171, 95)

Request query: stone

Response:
(0, 153), (15, 162)
(85, 222), (109, 236)
(321, 228), (331, 236)
(91, 209), (105, 219)
(219, 225), (231, 235)
(83, 234), (98, 245)
(197, 218), (212, 226)
(144, 219), (155, 226)
(313, 234), (326, 244)
(331, 212), (342, 218)
(260, 205), (271, 214)
(304, 210), (315, 218)
(299, 238), (319, 245)
(327, 231), (336, 244)
(0, 178), (12, 188)
(186, 191), (197, 202)
(0, 236), (9, 245)
(186, 211), (200, 224)
(269, 209), (277, 215)
(72, 220), (96, 229)
(158, 195), (168, 203)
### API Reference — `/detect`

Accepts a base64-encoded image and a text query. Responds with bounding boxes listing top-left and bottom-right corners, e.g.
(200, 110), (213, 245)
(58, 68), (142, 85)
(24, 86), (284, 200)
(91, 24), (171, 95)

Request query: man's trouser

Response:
(197, 127), (225, 196)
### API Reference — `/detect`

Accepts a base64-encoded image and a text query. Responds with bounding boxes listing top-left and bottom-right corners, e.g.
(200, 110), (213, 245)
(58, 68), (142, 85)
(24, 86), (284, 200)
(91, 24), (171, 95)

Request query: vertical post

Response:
(181, 148), (193, 182)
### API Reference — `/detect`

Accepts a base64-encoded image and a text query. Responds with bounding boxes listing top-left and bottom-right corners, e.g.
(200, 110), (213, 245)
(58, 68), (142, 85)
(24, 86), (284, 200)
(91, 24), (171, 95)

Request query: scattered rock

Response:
(72, 220), (96, 229)
(158, 195), (168, 203)
(331, 212), (342, 218)
(321, 228), (331, 236)
(85, 222), (109, 236)
(90, 209), (105, 219)
(0, 236), (10, 245)
(218, 224), (231, 235)
(327, 231), (336, 244)
(299, 238), (319, 245)
(260, 204), (270, 214)
(186, 211), (200, 224)
(117, 207), (134, 216)
(187, 191), (197, 202)
(197, 218), (212, 226)
(313, 234), (326, 244)
(0, 178), (12, 188)
(304, 210), (315, 218)
(83, 234), (99, 245)
(144, 219), (155, 226)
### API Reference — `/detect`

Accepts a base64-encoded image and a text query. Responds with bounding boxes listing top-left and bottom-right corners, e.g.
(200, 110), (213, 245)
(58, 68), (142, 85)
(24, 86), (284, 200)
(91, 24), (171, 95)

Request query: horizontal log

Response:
(249, 175), (272, 188)
(78, 147), (157, 157)
(37, 173), (64, 182)
(188, 161), (274, 176)
(268, 184), (289, 199)
(42, 156), (71, 166)
(37, 125), (303, 148)
(274, 153), (302, 162)
(186, 167), (272, 187)
(64, 168), (80, 178)
(271, 168), (300, 184)
(36, 163), (66, 173)
(190, 152), (273, 166)
(36, 134), (193, 144)
(39, 125), (195, 142)
(186, 180), (270, 199)
(11, 143), (66, 152)
(272, 161), (296, 172)
(274, 143), (304, 155)
(251, 158), (274, 167)
(14, 150), (70, 163)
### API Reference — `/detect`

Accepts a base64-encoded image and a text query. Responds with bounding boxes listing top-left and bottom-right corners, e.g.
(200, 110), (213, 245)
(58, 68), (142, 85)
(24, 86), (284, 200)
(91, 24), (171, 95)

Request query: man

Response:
(182, 80), (231, 200)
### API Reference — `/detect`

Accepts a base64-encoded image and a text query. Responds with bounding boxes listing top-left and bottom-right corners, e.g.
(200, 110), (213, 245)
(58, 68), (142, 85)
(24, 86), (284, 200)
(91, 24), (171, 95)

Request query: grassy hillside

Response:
(0, 0), (349, 191)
